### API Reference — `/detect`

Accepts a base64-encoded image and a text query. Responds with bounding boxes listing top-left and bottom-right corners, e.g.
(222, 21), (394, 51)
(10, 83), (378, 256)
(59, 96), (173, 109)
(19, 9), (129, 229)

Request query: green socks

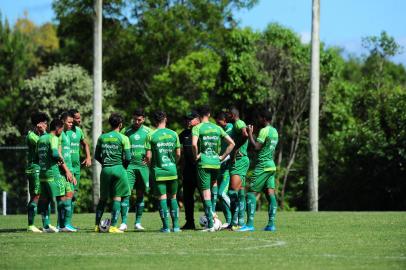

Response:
(158, 199), (169, 230)
(27, 200), (37, 226)
(95, 200), (106, 226)
(39, 200), (50, 228)
(169, 198), (179, 229)
(228, 190), (239, 226)
(211, 185), (218, 213)
(120, 196), (130, 224)
(204, 199), (214, 228)
(111, 200), (121, 226)
(64, 199), (72, 226)
(220, 192), (232, 224)
(246, 192), (257, 227)
(57, 200), (65, 228)
(266, 193), (277, 227)
(238, 189), (246, 226)
(135, 196), (145, 224)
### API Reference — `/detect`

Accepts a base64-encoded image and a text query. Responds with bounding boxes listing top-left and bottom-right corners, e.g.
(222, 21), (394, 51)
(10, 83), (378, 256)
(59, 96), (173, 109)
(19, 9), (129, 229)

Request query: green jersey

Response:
(59, 131), (73, 171)
(95, 131), (131, 167)
(37, 133), (61, 179)
(26, 131), (40, 173)
(230, 119), (248, 156)
(256, 125), (278, 171)
(192, 121), (227, 169)
(66, 126), (85, 167)
(220, 123), (233, 154)
(145, 128), (180, 181)
(121, 125), (152, 167)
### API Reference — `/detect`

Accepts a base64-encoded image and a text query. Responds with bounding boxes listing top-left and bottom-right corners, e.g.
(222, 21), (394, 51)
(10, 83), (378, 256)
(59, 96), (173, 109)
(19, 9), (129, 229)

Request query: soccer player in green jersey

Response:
(192, 105), (234, 232)
(119, 108), (152, 231)
(215, 112), (233, 228)
(238, 110), (278, 232)
(145, 111), (181, 233)
(227, 107), (250, 230)
(58, 112), (77, 232)
(94, 113), (131, 233)
(67, 109), (91, 216)
(26, 112), (49, 232)
(37, 119), (76, 233)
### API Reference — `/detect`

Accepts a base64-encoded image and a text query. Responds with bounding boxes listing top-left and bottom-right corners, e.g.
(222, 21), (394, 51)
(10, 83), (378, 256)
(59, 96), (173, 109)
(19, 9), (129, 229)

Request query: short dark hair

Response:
(68, 109), (79, 118)
(109, 113), (123, 128)
(197, 105), (210, 117)
(152, 111), (166, 125)
(60, 111), (72, 121)
(50, 119), (64, 131)
(185, 111), (199, 121)
(31, 112), (49, 126)
(215, 111), (227, 120)
(229, 107), (239, 117)
(133, 108), (145, 117)
(259, 110), (272, 121)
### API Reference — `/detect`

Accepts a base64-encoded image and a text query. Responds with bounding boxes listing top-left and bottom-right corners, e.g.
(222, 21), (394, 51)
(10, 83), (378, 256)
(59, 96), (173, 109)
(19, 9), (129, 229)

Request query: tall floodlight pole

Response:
(309, 0), (320, 211)
(92, 0), (102, 210)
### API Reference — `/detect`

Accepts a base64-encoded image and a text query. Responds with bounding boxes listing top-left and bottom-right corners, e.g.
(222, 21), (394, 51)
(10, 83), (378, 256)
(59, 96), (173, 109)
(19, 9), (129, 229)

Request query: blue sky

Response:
(1, 0), (405, 65)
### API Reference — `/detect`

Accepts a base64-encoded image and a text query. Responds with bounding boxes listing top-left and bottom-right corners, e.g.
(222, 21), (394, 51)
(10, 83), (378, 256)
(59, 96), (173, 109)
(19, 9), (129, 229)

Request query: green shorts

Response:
(72, 164), (81, 191)
(40, 177), (66, 199)
(217, 163), (230, 196)
(154, 179), (178, 196)
(100, 165), (131, 199)
(248, 167), (276, 192)
(229, 156), (249, 178)
(27, 170), (41, 196)
(127, 165), (150, 193)
(229, 156), (249, 186)
(197, 167), (219, 191)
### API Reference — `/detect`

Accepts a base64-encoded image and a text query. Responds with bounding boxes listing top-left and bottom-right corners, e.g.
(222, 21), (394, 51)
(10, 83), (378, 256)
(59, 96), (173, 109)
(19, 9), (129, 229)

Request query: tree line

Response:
(0, 0), (405, 212)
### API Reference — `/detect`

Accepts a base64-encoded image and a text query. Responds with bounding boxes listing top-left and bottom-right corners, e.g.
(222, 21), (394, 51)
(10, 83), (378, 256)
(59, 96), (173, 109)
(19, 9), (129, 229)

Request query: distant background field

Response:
(1, 212), (405, 270)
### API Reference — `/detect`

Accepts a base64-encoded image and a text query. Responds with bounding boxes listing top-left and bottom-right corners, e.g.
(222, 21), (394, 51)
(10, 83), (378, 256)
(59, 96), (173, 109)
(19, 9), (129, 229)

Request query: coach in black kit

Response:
(179, 111), (200, 229)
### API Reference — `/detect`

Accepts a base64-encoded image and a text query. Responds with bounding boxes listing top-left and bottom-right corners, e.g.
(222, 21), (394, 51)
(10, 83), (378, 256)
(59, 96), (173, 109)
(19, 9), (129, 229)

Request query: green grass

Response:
(1, 212), (405, 269)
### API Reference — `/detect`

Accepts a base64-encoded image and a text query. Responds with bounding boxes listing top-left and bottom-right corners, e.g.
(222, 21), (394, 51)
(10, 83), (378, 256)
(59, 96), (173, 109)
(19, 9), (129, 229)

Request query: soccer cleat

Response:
(134, 223), (145, 231)
(27, 225), (42, 233)
(119, 223), (128, 231)
(43, 224), (59, 233)
(108, 226), (124, 233)
(220, 223), (230, 230)
(94, 225), (100, 232)
(160, 228), (171, 233)
(181, 222), (196, 230)
(231, 225), (241, 231)
(263, 225), (276, 232)
(236, 225), (255, 232)
(60, 224), (78, 232)
(201, 227), (215, 232)
(172, 227), (182, 233)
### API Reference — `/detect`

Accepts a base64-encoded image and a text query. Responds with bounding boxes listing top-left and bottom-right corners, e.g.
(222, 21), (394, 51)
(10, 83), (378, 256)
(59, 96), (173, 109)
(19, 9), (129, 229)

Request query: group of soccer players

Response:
(26, 110), (90, 232)
(26, 105), (278, 233)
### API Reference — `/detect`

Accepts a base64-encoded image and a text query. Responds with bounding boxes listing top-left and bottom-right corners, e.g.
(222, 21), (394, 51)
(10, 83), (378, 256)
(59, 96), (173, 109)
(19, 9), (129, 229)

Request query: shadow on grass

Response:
(0, 228), (27, 233)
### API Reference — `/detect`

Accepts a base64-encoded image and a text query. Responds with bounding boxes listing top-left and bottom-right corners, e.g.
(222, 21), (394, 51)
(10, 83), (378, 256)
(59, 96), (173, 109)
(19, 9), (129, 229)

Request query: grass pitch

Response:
(0, 211), (405, 270)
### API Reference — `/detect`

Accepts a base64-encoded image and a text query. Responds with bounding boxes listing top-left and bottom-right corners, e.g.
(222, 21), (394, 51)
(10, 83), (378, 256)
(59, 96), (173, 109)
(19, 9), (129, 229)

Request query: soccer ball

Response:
(199, 215), (223, 231)
(199, 215), (208, 227)
(98, 218), (111, 233)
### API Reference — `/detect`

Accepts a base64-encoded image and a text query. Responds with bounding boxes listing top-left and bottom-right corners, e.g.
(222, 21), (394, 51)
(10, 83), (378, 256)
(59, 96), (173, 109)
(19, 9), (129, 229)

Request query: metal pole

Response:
(92, 0), (102, 211)
(308, 0), (320, 211)
(2, 191), (6, 215)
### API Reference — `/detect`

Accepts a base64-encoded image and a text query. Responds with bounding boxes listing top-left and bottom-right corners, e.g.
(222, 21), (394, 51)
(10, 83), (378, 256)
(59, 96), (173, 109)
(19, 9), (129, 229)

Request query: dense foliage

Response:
(0, 2), (404, 212)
